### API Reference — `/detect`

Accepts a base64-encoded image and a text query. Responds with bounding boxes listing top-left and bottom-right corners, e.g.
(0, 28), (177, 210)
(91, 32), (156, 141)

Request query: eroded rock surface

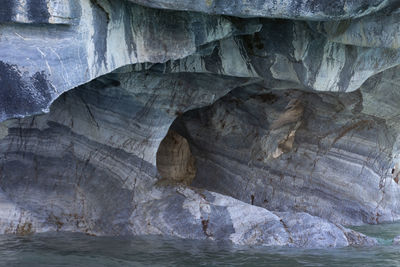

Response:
(131, 186), (376, 247)
(129, 0), (392, 20)
(174, 85), (400, 226)
(1, 0), (400, 247)
(0, 0), (260, 121)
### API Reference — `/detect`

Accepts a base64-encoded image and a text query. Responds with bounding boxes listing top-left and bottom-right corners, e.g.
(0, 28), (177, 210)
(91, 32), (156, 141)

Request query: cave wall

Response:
(1, 0), (400, 247)
(174, 83), (400, 226)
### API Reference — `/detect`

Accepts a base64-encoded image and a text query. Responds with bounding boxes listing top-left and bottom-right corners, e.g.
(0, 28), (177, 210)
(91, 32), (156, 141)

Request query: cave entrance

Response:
(156, 129), (196, 186)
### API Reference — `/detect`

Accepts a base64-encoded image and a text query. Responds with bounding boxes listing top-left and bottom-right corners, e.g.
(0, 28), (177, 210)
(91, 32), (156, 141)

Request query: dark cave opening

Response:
(156, 128), (196, 186)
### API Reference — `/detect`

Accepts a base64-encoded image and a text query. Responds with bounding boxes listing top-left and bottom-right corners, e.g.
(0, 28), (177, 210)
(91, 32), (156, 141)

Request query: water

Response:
(1, 223), (400, 266)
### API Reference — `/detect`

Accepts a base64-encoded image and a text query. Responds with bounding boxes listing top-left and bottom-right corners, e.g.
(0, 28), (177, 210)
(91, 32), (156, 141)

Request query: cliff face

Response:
(0, 0), (400, 247)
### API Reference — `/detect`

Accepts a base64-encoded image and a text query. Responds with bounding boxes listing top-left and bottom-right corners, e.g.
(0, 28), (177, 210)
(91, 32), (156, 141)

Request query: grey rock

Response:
(129, 0), (393, 20)
(4, 2), (400, 123)
(393, 235), (400, 245)
(150, 18), (400, 95)
(174, 85), (400, 225)
(312, 7), (400, 48)
(130, 186), (376, 247)
(2, 0), (400, 248)
(0, 69), (374, 247)
(0, 68), (252, 235)
(0, 0), (259, 122)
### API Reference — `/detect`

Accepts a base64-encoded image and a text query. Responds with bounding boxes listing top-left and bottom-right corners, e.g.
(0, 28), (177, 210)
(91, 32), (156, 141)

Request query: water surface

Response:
(1, 222), (400, 266)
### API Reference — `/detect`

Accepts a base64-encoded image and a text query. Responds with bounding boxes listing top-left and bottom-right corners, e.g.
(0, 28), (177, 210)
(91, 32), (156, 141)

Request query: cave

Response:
(2, 1), (400, 262)
(156, 129), (196, 186)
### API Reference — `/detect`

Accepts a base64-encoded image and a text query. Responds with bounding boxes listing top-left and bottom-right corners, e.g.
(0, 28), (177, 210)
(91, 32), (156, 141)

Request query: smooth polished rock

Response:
(128, 0), (393, 20)
(0, 68), (252, 235)
(174, 84), (400, 226)
(0, 0), (259, 122)
(150, 17), (400, 95)
(0, 68), (376, 247)
(130, 186), (376, 247)
(2, 0), (400, 248)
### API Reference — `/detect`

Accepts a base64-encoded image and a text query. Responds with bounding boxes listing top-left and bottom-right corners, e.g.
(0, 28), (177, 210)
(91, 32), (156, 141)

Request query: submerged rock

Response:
(393, 235), (400, 245)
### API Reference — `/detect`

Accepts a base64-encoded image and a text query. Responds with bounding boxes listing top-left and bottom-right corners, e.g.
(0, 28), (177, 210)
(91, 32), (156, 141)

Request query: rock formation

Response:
(1, 0), (400, 247)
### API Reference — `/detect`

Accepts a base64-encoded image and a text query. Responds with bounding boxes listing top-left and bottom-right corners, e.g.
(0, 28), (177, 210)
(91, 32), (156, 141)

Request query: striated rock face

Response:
(129, 0), (393, 20)
(131, 186), (376, 247)
(174, 85), (400, 226)
(0, 0), (259, 121)
(0, 70), (373, 247)
(2, 0), (400, 247)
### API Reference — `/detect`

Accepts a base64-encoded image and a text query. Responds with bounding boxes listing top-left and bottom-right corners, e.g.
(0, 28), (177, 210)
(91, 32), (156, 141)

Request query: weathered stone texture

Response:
(1, 0), (400, 247)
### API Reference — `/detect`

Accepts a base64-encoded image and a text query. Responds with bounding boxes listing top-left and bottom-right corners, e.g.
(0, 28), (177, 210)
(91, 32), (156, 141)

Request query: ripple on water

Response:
(1, 222), (400, 267)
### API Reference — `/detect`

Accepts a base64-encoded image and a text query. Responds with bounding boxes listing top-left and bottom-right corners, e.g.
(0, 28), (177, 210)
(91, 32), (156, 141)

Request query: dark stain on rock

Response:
(253, 33), (264, 50)
(201, 218), (212, 237)
(0, 61), (53, 120)
(243, 32), (264, 55)
(27, 0), (50, 23)
(236, 37), (253, 73)
(90, 0), (110, 23)
(123, 4), (137, 58)
(0, 0), (14, 22)
(16, 222), (33, 236)
(191, 21), (206, 47)
(203, 46), (223, 74)
(334, 20), (352, 36)
(109, 79), (121, 87)
(254, 93), (278, 104)
(48, 214), (64, 231)
(175, 110), (184, 117)
(338, 46), (357, 92)
(89, 0), (108, 68)
(332, 120), (373, 146)
(280, 219), (293, 244)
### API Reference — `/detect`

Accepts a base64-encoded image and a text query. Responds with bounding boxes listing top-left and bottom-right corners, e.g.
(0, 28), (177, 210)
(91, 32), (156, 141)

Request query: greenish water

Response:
(1, 223), (400, 266)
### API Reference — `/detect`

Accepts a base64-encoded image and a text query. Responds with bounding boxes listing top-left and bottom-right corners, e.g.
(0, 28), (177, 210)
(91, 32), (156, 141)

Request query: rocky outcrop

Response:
(0, 69), (374, 247)
(131, 186), (376, 247)
(1, 0), (400, 247)
(174, 84), (400, 226)
(0, 0), (260, 121)
(129, 0), (393, 20)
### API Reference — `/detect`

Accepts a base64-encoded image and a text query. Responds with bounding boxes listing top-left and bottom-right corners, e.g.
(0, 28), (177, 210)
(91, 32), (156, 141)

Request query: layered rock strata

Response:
(1, 0), (400, 247)
(0, 69), (375, 247)
(174, 84), (400, 226)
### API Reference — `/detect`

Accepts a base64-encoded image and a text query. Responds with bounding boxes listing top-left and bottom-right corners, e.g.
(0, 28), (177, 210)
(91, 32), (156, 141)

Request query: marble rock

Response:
(0, 67), (252, 234)
(2, 0), (400, 248)
(0, 0), (260, 122)
(0, 68), (375, 247)
(130, 186), (376, 248)
(174, 85), (400, 226)
(129, 0), (393, 20)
